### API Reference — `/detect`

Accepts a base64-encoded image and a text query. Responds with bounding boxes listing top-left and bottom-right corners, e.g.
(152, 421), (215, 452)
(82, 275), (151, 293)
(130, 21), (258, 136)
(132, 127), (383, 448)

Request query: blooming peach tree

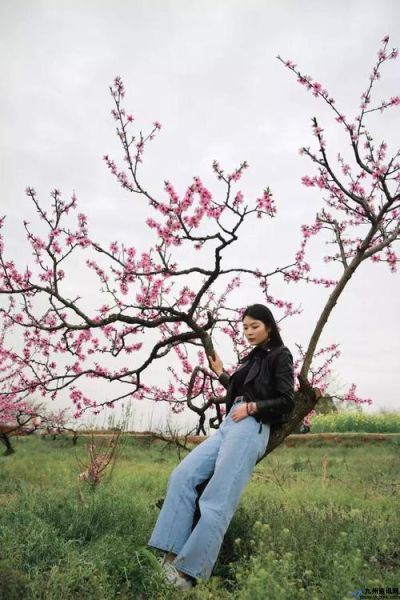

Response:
(0, 35), (398, 460)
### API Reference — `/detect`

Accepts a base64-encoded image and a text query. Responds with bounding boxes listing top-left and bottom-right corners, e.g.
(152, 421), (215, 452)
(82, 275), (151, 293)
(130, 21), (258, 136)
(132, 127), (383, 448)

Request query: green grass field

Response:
(309, 412), (400, 433)
(0, 434), (399, 599)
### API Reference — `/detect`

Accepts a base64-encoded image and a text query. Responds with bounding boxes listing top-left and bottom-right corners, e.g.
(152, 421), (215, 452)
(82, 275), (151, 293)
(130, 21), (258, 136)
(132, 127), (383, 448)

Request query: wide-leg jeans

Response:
(147, 396), (270, 582)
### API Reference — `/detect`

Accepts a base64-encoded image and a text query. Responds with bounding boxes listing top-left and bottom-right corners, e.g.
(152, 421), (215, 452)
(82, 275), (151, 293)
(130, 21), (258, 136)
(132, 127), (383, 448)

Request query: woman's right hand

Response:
(207, 351), (224, 377)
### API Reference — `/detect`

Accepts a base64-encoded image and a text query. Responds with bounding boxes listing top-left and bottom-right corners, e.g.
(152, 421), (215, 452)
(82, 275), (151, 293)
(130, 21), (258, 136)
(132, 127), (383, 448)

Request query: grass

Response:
(0, 433), (399, 599)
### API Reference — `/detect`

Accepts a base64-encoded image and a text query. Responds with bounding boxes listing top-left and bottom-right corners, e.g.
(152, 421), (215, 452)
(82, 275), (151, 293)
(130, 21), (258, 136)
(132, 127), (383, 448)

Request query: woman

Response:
(147, 303), (295, 588)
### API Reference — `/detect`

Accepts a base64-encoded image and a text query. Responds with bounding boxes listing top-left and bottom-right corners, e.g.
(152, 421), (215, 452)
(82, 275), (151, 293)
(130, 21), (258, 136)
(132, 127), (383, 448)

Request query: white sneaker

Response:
(161, 559), (194, 588)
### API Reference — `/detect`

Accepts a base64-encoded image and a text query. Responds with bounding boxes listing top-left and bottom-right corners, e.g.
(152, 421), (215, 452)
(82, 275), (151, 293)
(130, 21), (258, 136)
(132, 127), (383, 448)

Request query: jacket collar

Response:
(256, 338), (274, 353)
(241, 339), (279, 386)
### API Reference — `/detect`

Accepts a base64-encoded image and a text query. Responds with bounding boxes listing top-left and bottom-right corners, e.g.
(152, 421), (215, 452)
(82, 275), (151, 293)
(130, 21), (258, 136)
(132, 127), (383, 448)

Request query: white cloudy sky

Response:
(1, 0), (399, 433)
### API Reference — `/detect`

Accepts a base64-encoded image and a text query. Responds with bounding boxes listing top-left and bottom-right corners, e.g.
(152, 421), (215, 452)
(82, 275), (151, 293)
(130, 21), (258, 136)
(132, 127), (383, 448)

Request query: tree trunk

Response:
(0, 432), (15, 456)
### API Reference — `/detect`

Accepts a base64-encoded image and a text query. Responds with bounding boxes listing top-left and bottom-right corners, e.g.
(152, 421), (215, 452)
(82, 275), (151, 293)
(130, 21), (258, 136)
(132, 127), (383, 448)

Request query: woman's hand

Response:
(231, 402), (257, 422)
(207, 351), (224, 377)
(231, 404), (249, 422)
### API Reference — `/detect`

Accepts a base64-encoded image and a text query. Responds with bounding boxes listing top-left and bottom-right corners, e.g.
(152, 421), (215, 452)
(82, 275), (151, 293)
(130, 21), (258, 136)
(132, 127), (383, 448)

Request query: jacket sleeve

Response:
(218, 370), (231, 390)
(254, 347), (295, 418)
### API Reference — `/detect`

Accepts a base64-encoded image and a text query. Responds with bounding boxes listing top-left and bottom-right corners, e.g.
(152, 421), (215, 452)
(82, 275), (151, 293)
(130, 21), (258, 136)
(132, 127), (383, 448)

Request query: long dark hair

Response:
(242, 303), (284, 347)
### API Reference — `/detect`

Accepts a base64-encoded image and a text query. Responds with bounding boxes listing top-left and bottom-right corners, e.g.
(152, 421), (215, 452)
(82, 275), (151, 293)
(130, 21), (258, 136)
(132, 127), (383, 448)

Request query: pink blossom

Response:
(312, 82), (322, 96)
(284, 59), (296, 68)
(301, 176), (315, 187)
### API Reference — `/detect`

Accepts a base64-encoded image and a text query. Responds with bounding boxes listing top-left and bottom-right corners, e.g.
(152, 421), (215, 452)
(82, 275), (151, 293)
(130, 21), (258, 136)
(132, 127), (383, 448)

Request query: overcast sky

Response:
(1, 0), (399, 433)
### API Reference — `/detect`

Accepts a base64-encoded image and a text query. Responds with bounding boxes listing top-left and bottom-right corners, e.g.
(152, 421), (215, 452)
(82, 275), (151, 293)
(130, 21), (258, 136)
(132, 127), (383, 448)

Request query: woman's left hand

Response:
(231, 404), (250, 422)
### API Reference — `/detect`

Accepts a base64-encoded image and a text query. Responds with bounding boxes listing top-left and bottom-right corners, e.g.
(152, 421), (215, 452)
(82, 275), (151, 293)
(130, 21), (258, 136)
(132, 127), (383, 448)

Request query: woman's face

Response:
(242, 316), (272, 346)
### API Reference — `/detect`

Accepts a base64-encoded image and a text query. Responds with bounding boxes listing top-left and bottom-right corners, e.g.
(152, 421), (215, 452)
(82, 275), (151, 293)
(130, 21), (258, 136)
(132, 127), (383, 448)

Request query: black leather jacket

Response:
(218, 340), (295, 433)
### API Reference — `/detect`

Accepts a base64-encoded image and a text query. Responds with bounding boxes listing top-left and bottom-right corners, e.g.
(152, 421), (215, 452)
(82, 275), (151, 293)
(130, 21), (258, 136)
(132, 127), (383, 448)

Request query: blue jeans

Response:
(147, 396), (270, 581)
